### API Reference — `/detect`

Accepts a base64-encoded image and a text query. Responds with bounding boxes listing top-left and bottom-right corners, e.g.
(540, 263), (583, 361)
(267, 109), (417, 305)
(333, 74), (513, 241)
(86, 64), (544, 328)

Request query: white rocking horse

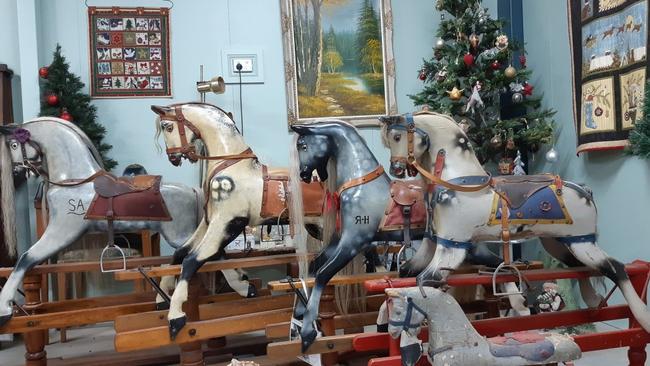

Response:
(387, 286), (582, 365)
(151, 102), (324, 339)
(379, 111), (650, 333)
(0, 118), (257, 325)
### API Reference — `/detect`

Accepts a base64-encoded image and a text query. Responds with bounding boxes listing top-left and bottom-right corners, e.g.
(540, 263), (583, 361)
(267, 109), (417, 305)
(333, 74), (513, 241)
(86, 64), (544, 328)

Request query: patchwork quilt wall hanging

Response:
(568, 0), (649, 153)
(88, 6), (171, 98)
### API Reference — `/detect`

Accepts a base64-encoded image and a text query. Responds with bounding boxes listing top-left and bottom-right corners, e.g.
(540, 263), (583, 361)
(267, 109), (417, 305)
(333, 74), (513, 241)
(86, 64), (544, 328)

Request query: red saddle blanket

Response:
(379, 180), (427, 231)
(85, 174), (172, 221)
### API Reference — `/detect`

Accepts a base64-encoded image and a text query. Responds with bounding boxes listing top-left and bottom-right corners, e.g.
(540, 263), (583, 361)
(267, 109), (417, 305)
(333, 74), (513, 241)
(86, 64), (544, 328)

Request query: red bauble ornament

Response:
(46, 94), (59, 106)
(39, 66), (49, 79)
(463, 53), (475, 67)
(419, 71), (427, 81)
(491, 60), (501, 70)
(60, 109), (72, 121)
(523, 83), (534, 96)
(519, 54), (527, 67)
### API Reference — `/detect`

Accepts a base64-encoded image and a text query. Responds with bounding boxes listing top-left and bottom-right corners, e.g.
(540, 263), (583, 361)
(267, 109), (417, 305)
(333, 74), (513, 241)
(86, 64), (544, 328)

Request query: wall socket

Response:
(232, 58), (254, 73)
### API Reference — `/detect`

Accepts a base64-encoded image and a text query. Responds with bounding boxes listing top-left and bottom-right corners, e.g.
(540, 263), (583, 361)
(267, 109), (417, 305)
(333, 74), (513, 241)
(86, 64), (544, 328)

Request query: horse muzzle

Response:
(299, 169), (312, 183)
(167, 153), (183, 166)
(390, 161), (407, 178)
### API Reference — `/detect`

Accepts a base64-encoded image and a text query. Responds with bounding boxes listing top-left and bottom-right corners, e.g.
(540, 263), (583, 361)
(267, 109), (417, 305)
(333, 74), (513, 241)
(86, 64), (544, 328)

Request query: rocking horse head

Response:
(290, 123), (336, 183)
(152, 103), (243, 166)
(379, 115), (430, 178)
(0, 124), (44, 176)
(386, 288), (428, 339)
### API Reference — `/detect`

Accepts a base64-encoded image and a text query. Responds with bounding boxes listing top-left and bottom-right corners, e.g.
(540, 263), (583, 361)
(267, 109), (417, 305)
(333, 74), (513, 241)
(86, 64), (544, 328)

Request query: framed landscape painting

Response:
(281, 0), (396, 127)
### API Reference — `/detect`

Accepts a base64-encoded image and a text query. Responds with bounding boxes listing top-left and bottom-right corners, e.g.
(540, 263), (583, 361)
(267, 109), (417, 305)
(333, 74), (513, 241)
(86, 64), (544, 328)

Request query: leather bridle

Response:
(8, 128), (45, 176)
(388, 113), (492, 193)
(163, 106), (257, 162)
(388, 296), (428, 331)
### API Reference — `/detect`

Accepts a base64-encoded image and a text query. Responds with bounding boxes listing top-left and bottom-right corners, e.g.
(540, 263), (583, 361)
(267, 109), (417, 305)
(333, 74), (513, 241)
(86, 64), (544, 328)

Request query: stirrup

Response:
(491, 262), (524, 296)
(396, 243), (417, 275)
(100, 243), (127, 273)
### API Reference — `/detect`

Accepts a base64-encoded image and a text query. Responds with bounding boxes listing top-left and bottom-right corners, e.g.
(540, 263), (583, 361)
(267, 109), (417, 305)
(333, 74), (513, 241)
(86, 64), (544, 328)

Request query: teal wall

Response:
(523, 1), (650, 265)
(4, 0), (497, 253)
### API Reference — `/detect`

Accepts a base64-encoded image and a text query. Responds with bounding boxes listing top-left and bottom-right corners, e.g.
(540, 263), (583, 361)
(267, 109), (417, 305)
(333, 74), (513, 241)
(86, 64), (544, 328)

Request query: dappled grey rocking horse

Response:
(378, 111), (650, 335)
(0, 118), (234, 326)
(290, 121), (524, 351)
(387, 286), (582, 365)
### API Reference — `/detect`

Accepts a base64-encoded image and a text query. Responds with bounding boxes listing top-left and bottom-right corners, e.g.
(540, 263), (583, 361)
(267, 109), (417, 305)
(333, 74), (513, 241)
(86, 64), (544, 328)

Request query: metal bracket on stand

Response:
(137, 267), (171, 306)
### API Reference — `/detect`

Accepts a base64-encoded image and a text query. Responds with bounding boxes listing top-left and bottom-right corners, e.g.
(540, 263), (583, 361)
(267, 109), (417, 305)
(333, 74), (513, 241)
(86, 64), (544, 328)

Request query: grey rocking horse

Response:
(0, 118), (250, 326)
(387, 286), (582, 365)
(289, 121), (523, 351)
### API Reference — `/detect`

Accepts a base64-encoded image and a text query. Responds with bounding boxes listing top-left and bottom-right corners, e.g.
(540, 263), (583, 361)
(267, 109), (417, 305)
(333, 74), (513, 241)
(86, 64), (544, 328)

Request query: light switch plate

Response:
(221, 49), (264, 84)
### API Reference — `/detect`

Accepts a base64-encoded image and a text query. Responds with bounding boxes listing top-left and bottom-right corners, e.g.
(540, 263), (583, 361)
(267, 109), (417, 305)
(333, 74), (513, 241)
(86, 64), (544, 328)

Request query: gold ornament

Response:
(447, 87), (463, 101)
(469, 33), (480, 49)
(504, 65), (517, 78)
(490, 134), (503, 149)
(506, 137), (516, 150)
(495, 34), (509, 51)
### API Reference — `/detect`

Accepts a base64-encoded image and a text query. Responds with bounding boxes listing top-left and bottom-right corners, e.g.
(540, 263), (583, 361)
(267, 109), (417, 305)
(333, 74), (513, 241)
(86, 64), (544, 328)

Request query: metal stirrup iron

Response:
(100, 218), (126, 273)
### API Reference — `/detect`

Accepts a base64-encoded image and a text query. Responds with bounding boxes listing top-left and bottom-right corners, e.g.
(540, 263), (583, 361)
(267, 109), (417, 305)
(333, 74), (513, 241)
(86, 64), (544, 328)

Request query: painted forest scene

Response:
(293, 0), (386, 118)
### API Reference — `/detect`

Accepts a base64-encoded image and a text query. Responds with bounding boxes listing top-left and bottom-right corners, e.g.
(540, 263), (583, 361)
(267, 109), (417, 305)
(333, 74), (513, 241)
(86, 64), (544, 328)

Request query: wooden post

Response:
(627, 267), (648, 365)
(23, 274), (47, 366)
(319, 285), (337, 366)
(178, 277), (204, 366)
(482, 284), (500, 319)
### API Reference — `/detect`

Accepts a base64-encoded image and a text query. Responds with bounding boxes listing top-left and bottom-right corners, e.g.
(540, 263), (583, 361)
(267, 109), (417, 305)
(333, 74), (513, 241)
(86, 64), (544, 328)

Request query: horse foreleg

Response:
(415, 242), (467, 287)
(565, 240), (650, 332)
(221, 266), (256, 298)
(300, 242), (360, 352)
(156, 220), (208, 310)
(399, 236), (437, 277)
(542, 238), (604, 308)
(0, 222), (85, 326)
(167, 215), (248, 340)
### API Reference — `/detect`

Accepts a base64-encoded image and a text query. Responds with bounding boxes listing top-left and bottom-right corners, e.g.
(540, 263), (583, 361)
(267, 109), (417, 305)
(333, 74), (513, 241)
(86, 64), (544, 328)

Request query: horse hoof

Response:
(301, 328), (317, 353)
(0, 313), (12, 327)
(376, 323), (388, 333)
(168, 316), (187, 340)
(156, 302), (170, 311)
(246, 283), (257, 298)
(241, 274), (249, 281)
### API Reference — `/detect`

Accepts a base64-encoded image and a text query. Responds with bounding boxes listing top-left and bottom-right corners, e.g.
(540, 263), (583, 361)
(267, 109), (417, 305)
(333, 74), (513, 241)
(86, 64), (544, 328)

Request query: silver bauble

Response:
(545, 147), (559, 163)
(511, 92), (524, 104)
(435, 38), (445, 49)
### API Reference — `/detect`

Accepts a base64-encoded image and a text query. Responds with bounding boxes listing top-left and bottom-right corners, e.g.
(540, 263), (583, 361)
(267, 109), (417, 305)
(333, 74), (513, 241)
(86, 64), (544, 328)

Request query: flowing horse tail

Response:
(0, 139), (16, 260)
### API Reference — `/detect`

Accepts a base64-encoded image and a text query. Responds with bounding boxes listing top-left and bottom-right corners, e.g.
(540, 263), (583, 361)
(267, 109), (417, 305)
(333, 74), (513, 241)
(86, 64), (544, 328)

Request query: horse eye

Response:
(165, 124), (174, 133)
(10, 142), (18, 150)
(393, 134), (401, 142)
(301, 144), (307, 151)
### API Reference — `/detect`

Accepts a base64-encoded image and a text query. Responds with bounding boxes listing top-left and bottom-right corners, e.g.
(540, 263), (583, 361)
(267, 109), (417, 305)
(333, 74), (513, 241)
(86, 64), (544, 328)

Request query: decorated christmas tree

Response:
(628, 81), (650, 158)
(39, 45), (117, 170)
(412, 0), (555, 171)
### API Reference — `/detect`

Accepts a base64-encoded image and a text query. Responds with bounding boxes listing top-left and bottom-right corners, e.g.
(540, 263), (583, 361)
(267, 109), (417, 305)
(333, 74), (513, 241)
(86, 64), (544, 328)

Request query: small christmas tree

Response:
(628, 81), (650, 158)
(412, 0), (555, 168)
(39, 44), (117, 170)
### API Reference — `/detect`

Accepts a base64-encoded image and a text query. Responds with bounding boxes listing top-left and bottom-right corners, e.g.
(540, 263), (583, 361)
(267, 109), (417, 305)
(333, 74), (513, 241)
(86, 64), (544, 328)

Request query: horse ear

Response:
(290, 124), (312, 135)
(151, 105), (173, 116)
(378, 116), (393, 125)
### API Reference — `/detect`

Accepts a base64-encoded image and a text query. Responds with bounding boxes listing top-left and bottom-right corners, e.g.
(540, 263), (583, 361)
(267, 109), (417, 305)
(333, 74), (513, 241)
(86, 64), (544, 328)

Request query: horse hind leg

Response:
(564, 240), (650, 332)
(542, 238), (604, 308)
(155, 245), (191, 310)
(416, 242), (467, 288)
(399, 236), (436, 277)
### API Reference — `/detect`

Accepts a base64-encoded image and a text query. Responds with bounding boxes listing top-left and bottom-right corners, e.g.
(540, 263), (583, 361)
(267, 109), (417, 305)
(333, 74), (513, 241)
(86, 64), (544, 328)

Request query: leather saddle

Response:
(492, 174), (557, 209)
(93, 174), (158, 198)
(85, 173), (171, 221)
(260, 166), (324, 219)
(380, 180), (427, 238)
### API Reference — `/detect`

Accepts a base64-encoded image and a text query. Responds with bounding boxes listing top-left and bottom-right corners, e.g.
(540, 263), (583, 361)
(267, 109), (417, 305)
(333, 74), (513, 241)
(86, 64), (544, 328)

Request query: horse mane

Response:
(172, 102), (241, 133)
(23, 117), (105, 169)
(380, 112), (460, 148)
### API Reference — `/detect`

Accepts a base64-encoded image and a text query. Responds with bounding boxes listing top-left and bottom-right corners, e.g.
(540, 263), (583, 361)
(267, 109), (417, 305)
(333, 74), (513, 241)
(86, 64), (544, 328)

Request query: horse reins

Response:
(167, 106), (257, 162)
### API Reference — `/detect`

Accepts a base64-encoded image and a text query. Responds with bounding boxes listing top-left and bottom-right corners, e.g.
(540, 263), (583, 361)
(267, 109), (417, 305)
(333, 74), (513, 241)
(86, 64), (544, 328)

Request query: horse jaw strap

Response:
(388, 296), (428, 332)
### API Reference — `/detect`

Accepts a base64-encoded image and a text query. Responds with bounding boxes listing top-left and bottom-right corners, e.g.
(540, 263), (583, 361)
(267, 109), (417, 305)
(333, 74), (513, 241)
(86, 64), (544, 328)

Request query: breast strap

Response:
(336, 165), (385, 196)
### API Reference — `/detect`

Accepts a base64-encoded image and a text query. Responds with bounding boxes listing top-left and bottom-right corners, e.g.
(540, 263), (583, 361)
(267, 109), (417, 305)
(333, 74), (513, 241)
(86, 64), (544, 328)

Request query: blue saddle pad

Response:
(490, 186), (573, 225)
